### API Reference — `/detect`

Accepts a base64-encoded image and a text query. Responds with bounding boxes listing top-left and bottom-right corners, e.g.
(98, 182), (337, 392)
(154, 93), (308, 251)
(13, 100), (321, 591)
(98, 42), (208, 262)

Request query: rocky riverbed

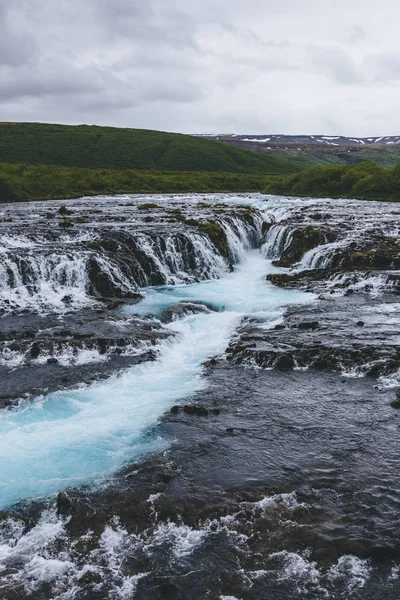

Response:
(0, 193), (399, 600)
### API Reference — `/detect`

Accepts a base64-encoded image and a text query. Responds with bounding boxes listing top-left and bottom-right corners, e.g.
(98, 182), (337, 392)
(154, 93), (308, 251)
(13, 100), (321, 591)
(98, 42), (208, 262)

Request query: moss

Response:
(137, 203), (160, 210)
(59, 218), (74, 227)
(277, 225), (333, 267)
(198, 222), (229, 257)
(58, 204), (72, 216)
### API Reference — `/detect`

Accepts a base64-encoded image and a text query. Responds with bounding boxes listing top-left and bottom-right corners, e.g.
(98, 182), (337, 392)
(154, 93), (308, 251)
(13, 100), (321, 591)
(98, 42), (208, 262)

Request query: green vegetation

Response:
(0, 122), (299, 176)
(220, 139), (400, 169)
(1, 123), (398, 203)
(265, 162), (400, 201)
(0, 163), (276, 203)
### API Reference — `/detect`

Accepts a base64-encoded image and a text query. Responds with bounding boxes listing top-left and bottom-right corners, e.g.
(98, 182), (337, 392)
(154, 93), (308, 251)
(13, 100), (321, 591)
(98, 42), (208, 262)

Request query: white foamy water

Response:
(0, 250), (314, 509)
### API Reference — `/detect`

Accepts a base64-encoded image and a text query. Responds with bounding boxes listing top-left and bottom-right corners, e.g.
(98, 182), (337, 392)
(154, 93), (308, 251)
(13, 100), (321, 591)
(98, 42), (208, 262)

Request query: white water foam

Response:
(0, 250), (314, 509)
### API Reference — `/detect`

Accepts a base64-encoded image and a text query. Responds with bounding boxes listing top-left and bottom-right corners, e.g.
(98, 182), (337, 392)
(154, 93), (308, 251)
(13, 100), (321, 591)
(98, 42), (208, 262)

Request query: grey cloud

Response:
(95, 0), (199, 50)
(0, 2), (37, 66)
(308, 46), (364, 85)
(0, 0), (399, 135)
(366, 53), (400, 82)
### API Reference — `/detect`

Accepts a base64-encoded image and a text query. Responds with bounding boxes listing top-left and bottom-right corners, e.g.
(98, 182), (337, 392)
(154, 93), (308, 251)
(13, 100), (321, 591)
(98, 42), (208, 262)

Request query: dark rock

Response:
(47, 358), (59, 365)
(369, 544), (398, 560)
(170, 405), (180, 414)
(183, 405), (209, 416)
(277, 225), (337, 267)
(313, 358), (331, 371)
(160, 302), (211, 323)
(390, 391), (400, 409)
(56, 491), (73, 517)
(160, 581), (180, 598)
(356, 321), (365, 327)
(298, 321), (319, 330)
(30, 342), (41, 359)
(107, 301), (124, 310)
(335, 539), (366, 558)
(276, 354), (295, 371)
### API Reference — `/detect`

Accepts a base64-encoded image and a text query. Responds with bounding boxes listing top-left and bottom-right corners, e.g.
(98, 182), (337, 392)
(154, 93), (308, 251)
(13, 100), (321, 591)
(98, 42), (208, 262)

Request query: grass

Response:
(0, 122), (300, 176)
(264, 162), (400, 201)
(0, 163), (277, 203)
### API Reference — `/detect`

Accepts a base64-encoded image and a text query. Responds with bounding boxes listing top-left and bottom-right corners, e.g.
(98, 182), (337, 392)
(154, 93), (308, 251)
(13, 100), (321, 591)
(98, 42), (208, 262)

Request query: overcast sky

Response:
(1, 0), (399, 135)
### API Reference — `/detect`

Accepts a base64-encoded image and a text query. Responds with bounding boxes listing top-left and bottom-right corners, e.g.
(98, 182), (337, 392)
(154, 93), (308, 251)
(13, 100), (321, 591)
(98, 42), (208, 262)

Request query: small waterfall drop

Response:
(261, 224), (293, 259)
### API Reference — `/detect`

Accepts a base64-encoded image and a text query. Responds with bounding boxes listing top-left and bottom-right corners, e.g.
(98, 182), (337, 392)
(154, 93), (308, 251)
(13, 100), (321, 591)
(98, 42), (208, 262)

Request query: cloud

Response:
(0, 0), (399, 135)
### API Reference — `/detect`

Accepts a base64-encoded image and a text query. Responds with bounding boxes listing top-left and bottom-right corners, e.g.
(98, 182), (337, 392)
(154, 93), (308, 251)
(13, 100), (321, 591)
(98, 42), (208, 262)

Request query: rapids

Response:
(1, 193), (400, 600)
(0, 250), (313, 508)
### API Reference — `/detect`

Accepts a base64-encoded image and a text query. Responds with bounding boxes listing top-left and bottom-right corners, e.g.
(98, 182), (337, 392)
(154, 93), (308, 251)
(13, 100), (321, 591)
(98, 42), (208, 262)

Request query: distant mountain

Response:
(199, 134), (400, 147)
(198, 134), (400, 169)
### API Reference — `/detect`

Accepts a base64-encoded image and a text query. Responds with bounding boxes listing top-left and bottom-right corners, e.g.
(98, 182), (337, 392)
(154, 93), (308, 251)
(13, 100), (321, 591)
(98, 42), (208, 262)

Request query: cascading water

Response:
(262, 224), (293, 259)
(0, 249), (314, 509)
(2, 194), (400, 600)
(0, 214), (264, 314)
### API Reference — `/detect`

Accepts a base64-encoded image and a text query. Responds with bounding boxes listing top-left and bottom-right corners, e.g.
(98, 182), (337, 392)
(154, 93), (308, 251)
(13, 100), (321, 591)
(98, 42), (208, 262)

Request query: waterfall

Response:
(133, 231), (226, 286)
(261, 224), (293, 259)
(218, 213), (265, 262)
(0, 212), (264, 314)
(0, 250), (91, 313)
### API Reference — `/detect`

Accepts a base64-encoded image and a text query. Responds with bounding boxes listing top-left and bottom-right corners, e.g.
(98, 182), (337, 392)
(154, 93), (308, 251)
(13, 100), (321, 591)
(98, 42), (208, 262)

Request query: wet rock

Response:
(30, 342), (41, 358)
(276, 354), (295, 371)
(335, 539), (366, 558)
(160, 580), (181, 598)
(107, 301), (124, 310)
(226, 427), (246, 434)
(160, 302), (211, 323)
(276, 225), (337, 267)
(390, 391), (400, 409)
(56, 491), (74, 517)
(356, 320), (365, 327)
(47, 357), (59, 365)
(298, 321), (319, 330)
(183, 405), (209, 416)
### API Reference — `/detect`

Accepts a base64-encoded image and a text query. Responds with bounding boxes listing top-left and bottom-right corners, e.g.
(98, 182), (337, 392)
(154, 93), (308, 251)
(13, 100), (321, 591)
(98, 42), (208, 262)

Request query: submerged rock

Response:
(390, 391), (400, 409)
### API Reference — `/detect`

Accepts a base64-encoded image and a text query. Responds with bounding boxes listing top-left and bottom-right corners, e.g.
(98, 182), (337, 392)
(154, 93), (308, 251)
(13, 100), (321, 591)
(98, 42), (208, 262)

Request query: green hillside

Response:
(265, 162), (400, 201)
(259, 144), (400, 170)
(0, 163), (277, 204)
(0, 122), (299, 176)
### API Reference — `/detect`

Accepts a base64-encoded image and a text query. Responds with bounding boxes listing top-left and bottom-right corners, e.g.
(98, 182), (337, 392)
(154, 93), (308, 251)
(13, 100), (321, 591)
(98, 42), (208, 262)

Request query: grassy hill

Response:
(265, 162), (400, 202)
(259, 144), (400, 170)
(0, 122), (300, 176)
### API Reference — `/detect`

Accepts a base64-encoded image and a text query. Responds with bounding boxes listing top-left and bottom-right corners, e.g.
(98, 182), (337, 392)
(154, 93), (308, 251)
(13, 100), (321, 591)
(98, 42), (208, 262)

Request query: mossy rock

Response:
(198, 222), (229, 258)
(277, 225), (336, 267)
(137, 203), (160, 210)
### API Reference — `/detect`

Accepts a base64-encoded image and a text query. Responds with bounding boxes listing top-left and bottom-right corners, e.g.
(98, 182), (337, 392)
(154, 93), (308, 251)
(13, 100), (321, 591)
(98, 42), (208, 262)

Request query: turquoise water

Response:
(0, 251), (314, 508)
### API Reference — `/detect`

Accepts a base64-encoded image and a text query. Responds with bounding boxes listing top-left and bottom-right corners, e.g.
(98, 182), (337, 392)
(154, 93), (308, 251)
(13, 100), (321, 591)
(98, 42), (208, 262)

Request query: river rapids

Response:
(0, 193), (399, 600)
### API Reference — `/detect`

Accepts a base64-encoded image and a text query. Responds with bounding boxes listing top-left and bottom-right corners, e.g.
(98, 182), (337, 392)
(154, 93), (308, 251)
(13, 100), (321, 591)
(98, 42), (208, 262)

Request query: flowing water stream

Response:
(0, 250), (313, 509)
(1, 194), (400, 599)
